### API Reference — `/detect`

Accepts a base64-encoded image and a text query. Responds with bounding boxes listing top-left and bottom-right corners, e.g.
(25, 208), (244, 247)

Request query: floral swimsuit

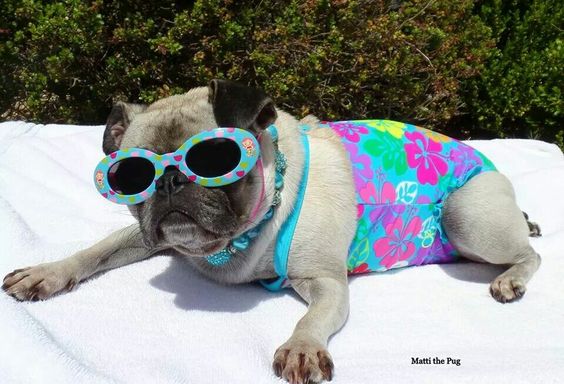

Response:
(322, 120), (497, 274)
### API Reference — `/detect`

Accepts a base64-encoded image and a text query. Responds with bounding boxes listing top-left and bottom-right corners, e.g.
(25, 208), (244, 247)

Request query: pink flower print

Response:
(345, 142), (374, 187)
(348, 262), (370, 275)
(330, 122), (368, 143)
(449, 144), (483, 178)
(357, 205), (365, 219)
(359, 179), (399, 227)
(374, 216), (422, 269)
(359, 180), (396, 205)
(404, 131), (448, 185)
(416, 195), (432, 204)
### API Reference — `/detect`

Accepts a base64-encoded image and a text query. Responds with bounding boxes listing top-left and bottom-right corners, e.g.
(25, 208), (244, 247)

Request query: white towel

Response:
(1, 121), (563, 384)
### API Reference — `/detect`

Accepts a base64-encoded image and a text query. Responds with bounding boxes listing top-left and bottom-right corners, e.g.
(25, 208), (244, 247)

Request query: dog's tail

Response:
(523, 211), (542, 237)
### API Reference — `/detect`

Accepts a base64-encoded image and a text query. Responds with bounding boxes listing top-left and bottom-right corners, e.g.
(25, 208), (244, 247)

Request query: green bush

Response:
(464, 0), (563, 147)
(0, 0), (562, 147)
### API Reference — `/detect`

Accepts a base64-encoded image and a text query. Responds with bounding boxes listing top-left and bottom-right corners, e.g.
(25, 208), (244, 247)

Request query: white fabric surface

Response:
(0, 121), (563, 384)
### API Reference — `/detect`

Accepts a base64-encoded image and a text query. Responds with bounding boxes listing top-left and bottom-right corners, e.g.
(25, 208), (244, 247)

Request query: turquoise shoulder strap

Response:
(260, 128), (310, 291)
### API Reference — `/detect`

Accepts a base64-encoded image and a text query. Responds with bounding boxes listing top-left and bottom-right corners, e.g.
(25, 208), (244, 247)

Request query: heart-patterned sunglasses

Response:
(94, 127), (260, 205)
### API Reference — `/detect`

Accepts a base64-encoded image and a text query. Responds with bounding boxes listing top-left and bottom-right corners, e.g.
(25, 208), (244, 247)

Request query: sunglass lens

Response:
(108, 157), (155, 195)
(185, 138), (241, 178)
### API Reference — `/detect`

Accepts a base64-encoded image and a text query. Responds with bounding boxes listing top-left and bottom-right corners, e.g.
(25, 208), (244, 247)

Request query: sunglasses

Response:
(94, 127), (260, 205)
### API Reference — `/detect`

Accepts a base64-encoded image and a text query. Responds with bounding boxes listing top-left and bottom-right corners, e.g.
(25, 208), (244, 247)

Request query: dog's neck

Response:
(185, 111), (308, 285)
(204, 125), (287, 267)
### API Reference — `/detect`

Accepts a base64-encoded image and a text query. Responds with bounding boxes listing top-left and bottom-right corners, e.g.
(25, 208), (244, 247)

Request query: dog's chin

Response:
(173, 239), (229, 257)
(154, 211), (231, 256)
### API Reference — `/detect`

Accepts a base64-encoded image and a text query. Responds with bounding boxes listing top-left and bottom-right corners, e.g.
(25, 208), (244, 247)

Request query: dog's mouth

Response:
(153, 210), (231, 256)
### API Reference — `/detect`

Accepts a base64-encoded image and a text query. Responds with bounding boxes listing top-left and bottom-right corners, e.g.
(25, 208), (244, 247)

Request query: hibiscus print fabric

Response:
(325, 120), (497, 274)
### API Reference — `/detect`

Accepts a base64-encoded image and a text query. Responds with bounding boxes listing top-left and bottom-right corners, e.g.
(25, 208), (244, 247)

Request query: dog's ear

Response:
(208, 79), (277, 133)
(103, 102), (147, 154)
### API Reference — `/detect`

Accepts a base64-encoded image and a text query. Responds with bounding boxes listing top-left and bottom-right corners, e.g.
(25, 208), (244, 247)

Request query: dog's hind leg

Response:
(442, 171), (541, 303)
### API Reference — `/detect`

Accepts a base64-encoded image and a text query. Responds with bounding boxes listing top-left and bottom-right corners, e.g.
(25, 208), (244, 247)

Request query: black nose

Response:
(156, 166), (188, 196)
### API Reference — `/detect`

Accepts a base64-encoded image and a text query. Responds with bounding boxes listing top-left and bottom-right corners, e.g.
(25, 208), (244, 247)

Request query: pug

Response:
(2, 80), (541, 384)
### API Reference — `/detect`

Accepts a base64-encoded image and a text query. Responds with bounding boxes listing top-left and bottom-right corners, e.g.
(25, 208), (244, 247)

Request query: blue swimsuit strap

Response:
(260, 128), (310, 291)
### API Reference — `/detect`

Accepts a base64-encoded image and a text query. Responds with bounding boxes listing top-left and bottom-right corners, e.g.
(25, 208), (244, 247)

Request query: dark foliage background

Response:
(0, 0), (562, 146)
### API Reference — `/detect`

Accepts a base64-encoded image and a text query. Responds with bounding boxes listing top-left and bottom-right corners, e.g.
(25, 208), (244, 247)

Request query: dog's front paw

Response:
(2, 262), (78, 301)
(273, 337), (334, 384)
(490, 275), (526, 303)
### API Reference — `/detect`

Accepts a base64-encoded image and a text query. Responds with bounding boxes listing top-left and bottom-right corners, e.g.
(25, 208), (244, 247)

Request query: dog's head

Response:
(102, 80), (277, 256)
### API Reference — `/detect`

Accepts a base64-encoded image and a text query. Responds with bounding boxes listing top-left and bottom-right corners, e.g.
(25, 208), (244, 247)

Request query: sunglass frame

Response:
(93, 127), (260, 205)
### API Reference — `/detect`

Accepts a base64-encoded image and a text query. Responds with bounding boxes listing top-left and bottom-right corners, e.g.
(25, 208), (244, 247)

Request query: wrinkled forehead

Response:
(120, 88), (218, 153)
